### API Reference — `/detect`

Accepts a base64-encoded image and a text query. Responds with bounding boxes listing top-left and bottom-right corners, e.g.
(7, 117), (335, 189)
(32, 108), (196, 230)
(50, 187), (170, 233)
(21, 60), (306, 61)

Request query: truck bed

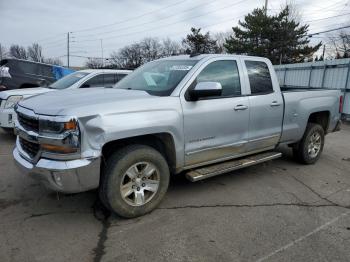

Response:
(280, 87), (341, 144)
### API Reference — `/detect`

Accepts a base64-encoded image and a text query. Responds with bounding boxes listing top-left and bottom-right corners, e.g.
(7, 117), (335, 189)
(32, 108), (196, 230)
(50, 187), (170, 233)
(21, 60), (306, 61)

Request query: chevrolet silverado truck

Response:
(13, 54), (342, 218)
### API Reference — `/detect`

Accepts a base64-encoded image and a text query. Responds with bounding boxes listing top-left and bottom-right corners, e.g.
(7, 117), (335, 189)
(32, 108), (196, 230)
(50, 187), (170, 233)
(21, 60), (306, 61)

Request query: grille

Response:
(19, 137), (40, 159)
(18, 112), (39, 132)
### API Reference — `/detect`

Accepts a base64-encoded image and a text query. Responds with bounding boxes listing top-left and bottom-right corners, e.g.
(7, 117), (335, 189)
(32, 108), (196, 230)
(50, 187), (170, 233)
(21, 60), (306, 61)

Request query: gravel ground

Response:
(0, 125), (350, 262)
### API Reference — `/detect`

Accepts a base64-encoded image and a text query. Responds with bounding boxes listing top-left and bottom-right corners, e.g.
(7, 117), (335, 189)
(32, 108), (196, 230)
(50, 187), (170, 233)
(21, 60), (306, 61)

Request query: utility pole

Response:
(100, 39), (104, 68)
(67, 32), (70, 68)
(322, 44), (326, 60)
(264, 0), (268, 15)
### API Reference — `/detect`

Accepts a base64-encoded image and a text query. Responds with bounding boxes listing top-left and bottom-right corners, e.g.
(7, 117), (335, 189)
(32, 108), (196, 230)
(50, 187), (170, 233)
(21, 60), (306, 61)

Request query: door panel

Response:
(244, 60), (284, 151)
(181, 59), (250, 167)
(247, 93), (283, 151)
(182, 97), (250, 166)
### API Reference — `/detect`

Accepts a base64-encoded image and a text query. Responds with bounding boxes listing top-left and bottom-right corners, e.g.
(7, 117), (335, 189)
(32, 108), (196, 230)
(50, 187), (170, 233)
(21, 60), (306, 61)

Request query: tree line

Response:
(0, 43), (63, 66)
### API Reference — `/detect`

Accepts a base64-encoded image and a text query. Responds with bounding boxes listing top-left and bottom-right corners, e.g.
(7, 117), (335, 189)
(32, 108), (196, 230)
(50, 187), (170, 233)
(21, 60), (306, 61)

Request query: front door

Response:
(181, 59), (250, 167)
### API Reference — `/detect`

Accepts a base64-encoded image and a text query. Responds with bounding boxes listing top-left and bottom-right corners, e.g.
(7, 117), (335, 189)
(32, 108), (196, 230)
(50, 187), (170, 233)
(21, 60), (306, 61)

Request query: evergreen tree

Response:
(182, 27), (218, 54)
(224, 6), (321, 64)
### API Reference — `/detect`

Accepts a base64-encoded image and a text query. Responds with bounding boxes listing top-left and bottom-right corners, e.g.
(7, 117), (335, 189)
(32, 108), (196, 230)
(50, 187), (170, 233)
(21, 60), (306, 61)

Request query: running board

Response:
(185, 151), (282, 182)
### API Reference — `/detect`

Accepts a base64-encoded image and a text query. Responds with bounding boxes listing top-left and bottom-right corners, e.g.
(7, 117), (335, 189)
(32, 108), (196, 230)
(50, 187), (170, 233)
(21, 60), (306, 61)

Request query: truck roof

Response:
(77, 69), (133, 74)
(159, 54), (270, 62)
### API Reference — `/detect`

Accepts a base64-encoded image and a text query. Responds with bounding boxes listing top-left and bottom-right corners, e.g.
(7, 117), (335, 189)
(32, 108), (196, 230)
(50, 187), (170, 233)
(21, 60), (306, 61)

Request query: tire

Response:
(293, 123), (325, 164)
(100, 144), (170, 218)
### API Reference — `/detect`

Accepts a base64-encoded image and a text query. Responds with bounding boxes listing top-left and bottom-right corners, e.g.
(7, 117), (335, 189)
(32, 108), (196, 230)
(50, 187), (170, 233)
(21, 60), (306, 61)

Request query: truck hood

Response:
(18, 88), (153, 116)
(0, 87), (51, 100)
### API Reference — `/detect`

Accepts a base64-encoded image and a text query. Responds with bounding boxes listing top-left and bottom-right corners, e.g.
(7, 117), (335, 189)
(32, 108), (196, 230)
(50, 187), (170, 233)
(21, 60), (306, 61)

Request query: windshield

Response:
(49, 71), (89, 89)
(114, 60), (198, 96)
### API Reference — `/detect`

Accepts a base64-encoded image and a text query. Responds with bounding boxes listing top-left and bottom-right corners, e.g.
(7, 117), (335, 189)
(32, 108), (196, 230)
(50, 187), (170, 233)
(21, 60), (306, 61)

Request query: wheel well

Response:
(102, 133), (176, 174)
(20, 83), (39, 89)
(308, 111), (330, 132)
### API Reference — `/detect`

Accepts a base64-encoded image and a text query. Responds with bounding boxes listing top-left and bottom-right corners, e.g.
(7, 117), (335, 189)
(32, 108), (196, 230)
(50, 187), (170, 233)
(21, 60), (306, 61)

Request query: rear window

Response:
(245, 61), (273, 94)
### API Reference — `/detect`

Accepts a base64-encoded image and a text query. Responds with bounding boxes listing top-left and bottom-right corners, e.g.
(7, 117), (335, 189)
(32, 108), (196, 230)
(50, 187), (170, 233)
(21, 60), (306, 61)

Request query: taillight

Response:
(339, 95), (343, 113)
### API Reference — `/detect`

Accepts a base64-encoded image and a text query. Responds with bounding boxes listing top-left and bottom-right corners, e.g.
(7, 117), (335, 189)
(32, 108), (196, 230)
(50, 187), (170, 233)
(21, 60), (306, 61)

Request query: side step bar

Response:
(185, 151), (282, 182)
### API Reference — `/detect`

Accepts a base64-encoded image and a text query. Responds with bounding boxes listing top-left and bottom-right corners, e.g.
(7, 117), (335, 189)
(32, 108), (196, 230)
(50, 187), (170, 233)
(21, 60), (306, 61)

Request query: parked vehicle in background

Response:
(0, 58), (74, 91)
(13, 54), (342, 218)
(0, 69), (131, 132)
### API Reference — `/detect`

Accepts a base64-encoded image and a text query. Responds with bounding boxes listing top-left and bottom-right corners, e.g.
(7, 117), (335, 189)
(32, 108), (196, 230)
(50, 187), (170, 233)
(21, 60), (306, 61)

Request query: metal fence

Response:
(274, 58), (350, 117)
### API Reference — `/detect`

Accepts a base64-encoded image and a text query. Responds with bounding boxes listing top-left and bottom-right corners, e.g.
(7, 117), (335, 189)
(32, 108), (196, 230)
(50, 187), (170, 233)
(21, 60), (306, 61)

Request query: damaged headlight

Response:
(39, 118), (80, 154)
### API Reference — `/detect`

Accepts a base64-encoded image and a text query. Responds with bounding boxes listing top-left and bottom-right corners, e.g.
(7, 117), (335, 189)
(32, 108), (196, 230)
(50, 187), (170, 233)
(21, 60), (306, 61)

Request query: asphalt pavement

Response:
(0, 125), (350, 262)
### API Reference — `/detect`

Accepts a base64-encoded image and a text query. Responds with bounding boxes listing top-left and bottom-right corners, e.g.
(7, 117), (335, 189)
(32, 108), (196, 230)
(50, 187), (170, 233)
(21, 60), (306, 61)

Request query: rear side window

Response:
(245, 61), (273, 94)
(83, 75), (105, 88)
(103, 74), (117, 87)
(117, 73), (128, 81)
(195, 60), (241, 97)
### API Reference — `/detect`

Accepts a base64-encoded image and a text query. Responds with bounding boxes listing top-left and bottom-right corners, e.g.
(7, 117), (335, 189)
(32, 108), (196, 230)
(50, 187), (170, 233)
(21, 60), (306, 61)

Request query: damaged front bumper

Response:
(13, 147), (101, 193)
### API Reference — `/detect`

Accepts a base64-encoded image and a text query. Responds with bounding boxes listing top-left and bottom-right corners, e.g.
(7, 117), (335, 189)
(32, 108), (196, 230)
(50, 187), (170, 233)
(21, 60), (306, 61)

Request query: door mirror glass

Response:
(189, 82), (222, 101)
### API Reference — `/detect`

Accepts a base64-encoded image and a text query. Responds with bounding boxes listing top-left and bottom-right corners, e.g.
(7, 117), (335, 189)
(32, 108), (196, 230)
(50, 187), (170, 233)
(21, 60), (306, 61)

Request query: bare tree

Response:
(9, 44), (28, 59)
(213, 32), (231, 53)
(329, 32), (350, 59)
(161, 38), (182, 56)
(27, 43), (44, 62)
(110, 43), (143, 69)
(85, 57), (103, 69)
(141, 37), (162, 62)
(44, 57), (63, 66)
(0, 43), (7, 60)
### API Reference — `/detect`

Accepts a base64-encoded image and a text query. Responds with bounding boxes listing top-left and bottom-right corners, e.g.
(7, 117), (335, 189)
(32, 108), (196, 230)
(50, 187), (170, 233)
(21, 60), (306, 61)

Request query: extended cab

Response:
(13, 55), (342, 218)
(0, 69), (131, 132)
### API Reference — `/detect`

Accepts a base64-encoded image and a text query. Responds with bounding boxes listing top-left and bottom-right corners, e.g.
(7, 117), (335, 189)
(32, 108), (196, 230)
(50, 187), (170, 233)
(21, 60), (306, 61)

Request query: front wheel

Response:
(100, 144), (170, 218)
(293, 123), (325, 164)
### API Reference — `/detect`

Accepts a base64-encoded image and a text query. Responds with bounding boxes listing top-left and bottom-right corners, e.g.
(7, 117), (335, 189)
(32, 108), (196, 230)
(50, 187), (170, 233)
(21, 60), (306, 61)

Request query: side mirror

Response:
(189, 82), (222, 101)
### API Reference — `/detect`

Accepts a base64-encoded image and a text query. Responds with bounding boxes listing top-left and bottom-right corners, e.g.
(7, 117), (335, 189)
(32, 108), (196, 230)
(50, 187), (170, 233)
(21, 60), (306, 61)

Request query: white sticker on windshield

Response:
(170, 65), (193, 71)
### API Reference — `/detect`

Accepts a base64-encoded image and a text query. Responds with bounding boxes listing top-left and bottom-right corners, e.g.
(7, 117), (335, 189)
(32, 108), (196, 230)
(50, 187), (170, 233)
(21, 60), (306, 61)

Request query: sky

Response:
(0, 0), (349, 67)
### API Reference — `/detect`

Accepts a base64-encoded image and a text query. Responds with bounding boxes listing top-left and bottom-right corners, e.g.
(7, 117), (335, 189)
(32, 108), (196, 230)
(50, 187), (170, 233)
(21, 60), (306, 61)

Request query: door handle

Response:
(270, 101), (281, 107)
(234, 105), (248, 111)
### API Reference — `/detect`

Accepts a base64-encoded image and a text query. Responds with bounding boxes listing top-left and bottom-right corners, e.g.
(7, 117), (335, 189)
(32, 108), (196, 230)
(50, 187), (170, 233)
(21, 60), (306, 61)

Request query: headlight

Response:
(4, 95), (23, 109)
(39, 119), (80, 154)
(39, 119), (78, 134)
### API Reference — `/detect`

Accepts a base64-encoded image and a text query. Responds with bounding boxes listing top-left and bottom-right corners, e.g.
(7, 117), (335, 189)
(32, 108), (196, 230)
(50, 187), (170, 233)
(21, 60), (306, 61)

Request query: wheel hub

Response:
(120, 162), (160, 207)
(308, 132), (321, 158)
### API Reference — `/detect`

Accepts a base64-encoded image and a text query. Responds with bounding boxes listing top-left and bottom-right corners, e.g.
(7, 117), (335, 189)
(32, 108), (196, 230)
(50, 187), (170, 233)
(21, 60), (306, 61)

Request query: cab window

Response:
(194, 60), (241, 98)
(245, 61), (273, 94)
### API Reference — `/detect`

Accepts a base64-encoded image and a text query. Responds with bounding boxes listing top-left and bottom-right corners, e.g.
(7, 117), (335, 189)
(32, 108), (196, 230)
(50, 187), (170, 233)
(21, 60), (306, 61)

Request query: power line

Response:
(73, 0), (250, 43)
(306, 12), (350, 23)
(309, 25), (350, 36)
(71, 0), (190, 33)
(73, 0), (225, 40)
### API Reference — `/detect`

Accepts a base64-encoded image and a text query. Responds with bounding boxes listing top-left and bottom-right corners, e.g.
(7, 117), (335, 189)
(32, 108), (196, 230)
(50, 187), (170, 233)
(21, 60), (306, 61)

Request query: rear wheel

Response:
(293, 123), (324, 164)
(100, 144), (170, 218)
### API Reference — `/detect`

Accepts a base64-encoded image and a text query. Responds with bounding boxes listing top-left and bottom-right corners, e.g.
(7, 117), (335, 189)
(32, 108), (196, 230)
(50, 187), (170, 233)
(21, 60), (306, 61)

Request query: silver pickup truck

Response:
(13, 54), (342, 218)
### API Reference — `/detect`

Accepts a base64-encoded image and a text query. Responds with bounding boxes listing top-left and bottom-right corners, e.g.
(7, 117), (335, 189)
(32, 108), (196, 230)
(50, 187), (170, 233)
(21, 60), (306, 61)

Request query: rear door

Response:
(243, 59), (284, 152)
(181, 58), (250, 167)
